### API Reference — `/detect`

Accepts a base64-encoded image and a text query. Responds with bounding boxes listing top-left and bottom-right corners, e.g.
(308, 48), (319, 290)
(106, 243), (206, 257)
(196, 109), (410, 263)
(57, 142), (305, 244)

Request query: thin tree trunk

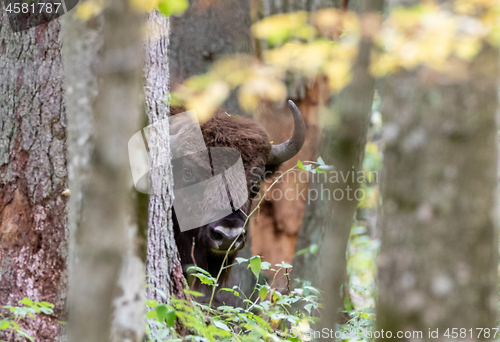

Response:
(251, 0), (341, 292)
(0, 15), (68, 341)
(293, 1), (383, 329)
(66, 0), (145, 340)
(61, 7), (102, 342)
(376, 23), (499, 342)
(143, 10), (187, 328)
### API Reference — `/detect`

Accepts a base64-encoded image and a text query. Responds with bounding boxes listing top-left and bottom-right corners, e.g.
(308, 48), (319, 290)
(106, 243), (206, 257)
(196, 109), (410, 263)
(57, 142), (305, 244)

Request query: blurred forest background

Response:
(1, 0), (500, 341)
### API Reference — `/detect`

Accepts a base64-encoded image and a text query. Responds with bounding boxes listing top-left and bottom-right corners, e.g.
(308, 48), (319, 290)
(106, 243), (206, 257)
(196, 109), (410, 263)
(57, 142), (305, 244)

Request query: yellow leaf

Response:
(76, 0), (103, 21)
(291, 319), (312, 341)
(365, 143), (379, 155)
(454, 36), (481, 61)
(238, 77), (287, 111)
(325, 60), (351, 91)
(252, 11), (310, 43)
(186, 81), (230, 122)
(398, 41), (420, 70)
(314, 8), (342, 37)
(129, 0), (160, 12)
(370, 53), (399, 78)
(343, 11), (361, 33)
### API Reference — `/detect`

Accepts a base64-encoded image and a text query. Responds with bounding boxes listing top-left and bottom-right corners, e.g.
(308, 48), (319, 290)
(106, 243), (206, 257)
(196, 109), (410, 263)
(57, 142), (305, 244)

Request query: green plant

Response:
(144, 157), (382, 341)
(194, 157), (330, 311)
(146, 256), (321, 342)
(1, 298), (55, 342)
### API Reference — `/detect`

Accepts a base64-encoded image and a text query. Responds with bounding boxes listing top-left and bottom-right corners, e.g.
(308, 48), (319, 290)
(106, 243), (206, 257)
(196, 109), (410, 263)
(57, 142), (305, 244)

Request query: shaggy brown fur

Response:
(201, 113), (272, 185)
(171, 108), (273, 304)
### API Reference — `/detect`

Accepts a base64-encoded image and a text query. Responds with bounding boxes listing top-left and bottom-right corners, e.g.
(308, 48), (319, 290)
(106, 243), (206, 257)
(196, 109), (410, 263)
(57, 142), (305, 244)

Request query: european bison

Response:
(171, 101), (305, 303)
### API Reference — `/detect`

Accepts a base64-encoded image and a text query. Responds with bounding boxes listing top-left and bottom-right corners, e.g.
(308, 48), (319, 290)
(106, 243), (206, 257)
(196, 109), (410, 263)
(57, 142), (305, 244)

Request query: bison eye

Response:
(250, 181), (261, 197)
(183, 168), (194, 181)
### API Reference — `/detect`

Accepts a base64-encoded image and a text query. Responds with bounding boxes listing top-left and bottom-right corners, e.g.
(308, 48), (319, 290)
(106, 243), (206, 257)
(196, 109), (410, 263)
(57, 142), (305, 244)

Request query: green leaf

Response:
(260, 261), (271, 270)
(297, 159), (306, 170)
(344, 296), (353, 312)
(295, 244), (318, 257)
(184, 289), (205, 297)
(213, 320), (230, 331)
(146, 299), (158, 307)
(218, 305), (235, 311)
(309, 244), (318, 254)
(166, 309), (176, 328)
(39, 302), (54, 308)
(40, 307), (53, 315)
(158, 0), (188, 17)
(304, 286), (320, 294)
(193, 273), (215, 286)
(0, 320), (10, 329)
(186, 266), (211, 276)
(235, 257), (248, 264)
(20, 298), (33, 307)
(146, 310), (158, 319)
(249, 256), (261, 278)
(295, 247), (309, 257)
(259, 286), (268, 301)
(155, 288), (167, 299)
(156, 305), (168, 322)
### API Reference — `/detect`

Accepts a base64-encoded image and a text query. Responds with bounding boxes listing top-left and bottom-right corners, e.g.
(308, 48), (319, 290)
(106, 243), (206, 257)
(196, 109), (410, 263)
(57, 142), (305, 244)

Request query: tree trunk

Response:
(292, 1), (383, 328)
(169, 0), (254, 116)
(143, 11), (187, 334)
(251, 0), (340, 292)
(66, 0), (145, 340)
(251, 0), (364, 290)
(0, 15), (68, 341)
(376, 23), (499, 342)
(61, 7), (102, 342)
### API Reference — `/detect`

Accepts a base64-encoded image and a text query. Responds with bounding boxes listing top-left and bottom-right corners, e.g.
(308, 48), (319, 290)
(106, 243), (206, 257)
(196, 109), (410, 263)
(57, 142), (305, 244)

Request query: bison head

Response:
(171, 101), (305, 283)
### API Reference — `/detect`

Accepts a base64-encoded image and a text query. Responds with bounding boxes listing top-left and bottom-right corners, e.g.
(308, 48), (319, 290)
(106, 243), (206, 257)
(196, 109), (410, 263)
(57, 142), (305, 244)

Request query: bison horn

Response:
(266, 100), (306, 165)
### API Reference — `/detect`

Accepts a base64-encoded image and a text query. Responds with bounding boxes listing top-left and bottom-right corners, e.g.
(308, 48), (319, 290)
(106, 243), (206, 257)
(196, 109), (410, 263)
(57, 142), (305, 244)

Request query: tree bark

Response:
(376, 32), (499, 342)
(143, 11), (187, 335)
(0, 15), (68, 341)
(66, 0), (145, 340)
